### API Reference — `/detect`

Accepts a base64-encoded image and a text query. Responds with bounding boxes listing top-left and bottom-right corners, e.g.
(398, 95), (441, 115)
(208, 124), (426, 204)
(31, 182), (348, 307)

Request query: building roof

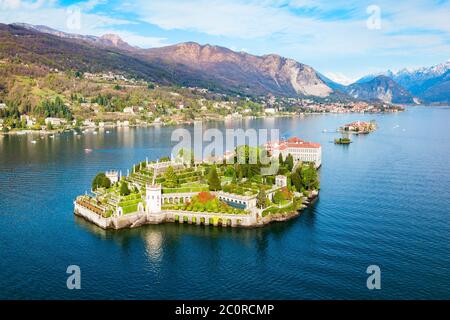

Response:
(265, 137), (321, 150)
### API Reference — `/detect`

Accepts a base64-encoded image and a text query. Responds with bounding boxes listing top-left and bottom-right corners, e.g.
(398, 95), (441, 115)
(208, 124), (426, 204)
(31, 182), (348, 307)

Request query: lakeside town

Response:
(0, 70), (404, 135)
(74, 137), (321, 230)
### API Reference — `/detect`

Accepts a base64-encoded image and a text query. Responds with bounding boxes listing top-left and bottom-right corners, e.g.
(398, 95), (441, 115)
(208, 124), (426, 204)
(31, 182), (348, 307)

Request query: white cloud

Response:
(0, 0), (449, 77)
(129, 0), (450, 51)
(99, 30), (168, 48)
(0, 0), (168, 48)
(125, 0), (450, 77)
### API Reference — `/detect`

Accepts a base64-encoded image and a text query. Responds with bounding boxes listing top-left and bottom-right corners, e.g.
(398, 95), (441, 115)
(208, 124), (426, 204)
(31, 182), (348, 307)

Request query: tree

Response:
(278, 153), (284, 166)
(120, 181), (130, 196)
(236, 165), (243, 181)
(164, 166), (178, 188)
(207, 165), (221, 191)
(302, 164), (319, 190)
(231, 171), (237, 184)
(273, 187), (292, 205)
(272, 191), (284, 205)
(92, 173), (111, 190)
(223, 166), (235, 177)
(291, 169), (302, 192)
(293, 196), (302, 210)
(284, 154), (294, 171)
(102, 176), (111, 189)
(257, 187), (267, 209)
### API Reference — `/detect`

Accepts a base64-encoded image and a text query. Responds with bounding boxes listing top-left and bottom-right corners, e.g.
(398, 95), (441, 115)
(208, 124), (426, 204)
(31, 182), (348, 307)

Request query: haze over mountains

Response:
(1, 23), (449, 105)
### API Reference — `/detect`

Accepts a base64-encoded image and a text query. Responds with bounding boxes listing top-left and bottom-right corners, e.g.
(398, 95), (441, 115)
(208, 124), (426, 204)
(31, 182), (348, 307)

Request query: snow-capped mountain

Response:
(355, 60), (450, 104)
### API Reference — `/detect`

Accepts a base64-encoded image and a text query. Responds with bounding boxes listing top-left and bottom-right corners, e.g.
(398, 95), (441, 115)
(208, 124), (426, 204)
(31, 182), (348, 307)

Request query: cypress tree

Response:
(207, 166), (222, 191)
(257, 187), (267, 209)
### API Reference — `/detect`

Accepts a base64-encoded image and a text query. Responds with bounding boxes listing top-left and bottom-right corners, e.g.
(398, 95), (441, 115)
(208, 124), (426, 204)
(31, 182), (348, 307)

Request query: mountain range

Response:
(1, 23), (449, 105)
(346, 76), (417, 104)
(1, 23), (334, 99)
(353, 61), (450, 104)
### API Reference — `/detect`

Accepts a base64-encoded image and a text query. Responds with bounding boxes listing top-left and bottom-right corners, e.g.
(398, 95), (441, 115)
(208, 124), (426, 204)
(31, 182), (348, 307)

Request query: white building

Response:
(123, 107), (135, 114)
(83, 119), (96, 127)
(105, 170), (120, 184)
(147, 160), (184, 173)
(265, 137), (322, 168)
(20, 115), (36, 127)
(45, 117), (67, 127)
(146, 184), (162, 214)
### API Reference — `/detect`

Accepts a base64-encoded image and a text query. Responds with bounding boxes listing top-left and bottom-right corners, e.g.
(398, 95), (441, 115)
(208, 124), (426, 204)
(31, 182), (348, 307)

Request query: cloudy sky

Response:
(0, 0), (449, 84)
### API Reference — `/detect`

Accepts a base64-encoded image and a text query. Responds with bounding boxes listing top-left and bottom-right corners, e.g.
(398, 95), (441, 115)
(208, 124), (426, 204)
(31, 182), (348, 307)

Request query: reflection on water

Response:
(144, 230), (163, 264)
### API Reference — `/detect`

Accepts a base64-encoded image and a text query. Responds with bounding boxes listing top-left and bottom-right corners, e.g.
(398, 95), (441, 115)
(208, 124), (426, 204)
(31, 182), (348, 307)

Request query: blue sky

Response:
(0, 0), (449, 83)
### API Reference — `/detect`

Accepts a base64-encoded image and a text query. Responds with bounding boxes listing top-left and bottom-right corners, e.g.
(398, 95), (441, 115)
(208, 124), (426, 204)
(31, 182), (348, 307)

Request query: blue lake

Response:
(0, 106), (449, 299)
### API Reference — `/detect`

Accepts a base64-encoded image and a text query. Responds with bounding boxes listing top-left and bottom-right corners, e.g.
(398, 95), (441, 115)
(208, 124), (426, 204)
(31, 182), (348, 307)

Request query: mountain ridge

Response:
(346, 75), (416, 104)
(6, 23), (335, 99)
(354, 61), (450, 104)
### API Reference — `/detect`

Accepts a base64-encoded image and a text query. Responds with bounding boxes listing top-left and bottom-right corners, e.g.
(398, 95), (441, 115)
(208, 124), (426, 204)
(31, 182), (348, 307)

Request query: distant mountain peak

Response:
(347, 75), (416, 104)
(100, 34), (124, 45)
(10, 22), (134, 51)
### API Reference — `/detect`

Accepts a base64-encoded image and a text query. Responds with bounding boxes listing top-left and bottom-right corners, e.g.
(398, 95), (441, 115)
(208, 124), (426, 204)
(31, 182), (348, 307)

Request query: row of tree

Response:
(34, 97), (73, 120)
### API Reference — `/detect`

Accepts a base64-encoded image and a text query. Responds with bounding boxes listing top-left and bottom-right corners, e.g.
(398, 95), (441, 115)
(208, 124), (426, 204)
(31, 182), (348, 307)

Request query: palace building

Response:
(265, 137), (322, 168)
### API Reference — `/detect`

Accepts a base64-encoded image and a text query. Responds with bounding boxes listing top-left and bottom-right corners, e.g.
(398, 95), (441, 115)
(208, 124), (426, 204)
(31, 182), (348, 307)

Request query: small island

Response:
(340, 121), (377, 134)
(74, 138), (321, 229)
(334, 137), (352, 145)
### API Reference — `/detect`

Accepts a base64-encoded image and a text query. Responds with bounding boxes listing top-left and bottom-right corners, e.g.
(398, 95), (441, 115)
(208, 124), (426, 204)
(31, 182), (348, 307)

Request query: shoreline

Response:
(74, 191), (319, 230)
(1, 108), (403, 136)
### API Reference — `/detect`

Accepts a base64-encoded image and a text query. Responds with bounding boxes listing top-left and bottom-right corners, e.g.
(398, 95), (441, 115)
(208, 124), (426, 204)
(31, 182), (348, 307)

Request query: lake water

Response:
(0, 106), (449, 299)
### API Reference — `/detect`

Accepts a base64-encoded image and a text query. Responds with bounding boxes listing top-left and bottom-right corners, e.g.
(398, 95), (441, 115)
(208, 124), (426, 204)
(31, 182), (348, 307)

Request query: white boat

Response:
(31, 140), (37, 144)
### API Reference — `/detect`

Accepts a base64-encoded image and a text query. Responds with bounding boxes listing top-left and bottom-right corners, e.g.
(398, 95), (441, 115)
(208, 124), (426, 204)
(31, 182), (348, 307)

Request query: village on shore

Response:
(0, 72), (403, 135)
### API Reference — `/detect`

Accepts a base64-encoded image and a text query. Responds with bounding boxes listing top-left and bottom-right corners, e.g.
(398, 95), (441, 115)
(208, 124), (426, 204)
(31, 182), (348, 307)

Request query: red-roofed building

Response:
(265, 137), (322, 168)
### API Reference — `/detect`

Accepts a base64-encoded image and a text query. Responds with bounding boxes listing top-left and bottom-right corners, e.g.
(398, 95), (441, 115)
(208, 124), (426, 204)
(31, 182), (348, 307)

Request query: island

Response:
(74, 137), (321, 229)
(339, 121), (377, 134)
(334, 137), (352, 145)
